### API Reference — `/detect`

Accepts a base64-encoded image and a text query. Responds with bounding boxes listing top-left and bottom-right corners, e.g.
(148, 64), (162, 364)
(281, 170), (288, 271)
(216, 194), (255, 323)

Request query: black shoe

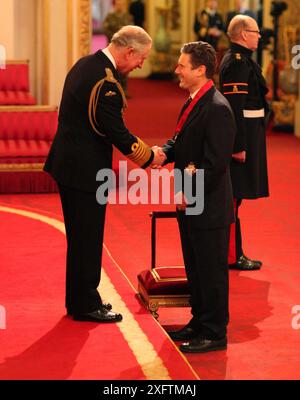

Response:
(66, 303), (112, 316)
(242, 254), (262, 267)
(102, 303), (113, 311)
(180, 336), (227, 353)
(167, 325), (199, 341)
(229, 255), (261, 270)
(73, 306), (122, 323)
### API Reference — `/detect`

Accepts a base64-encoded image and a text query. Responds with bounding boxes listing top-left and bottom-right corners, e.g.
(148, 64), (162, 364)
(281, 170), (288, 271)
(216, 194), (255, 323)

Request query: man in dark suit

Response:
(44, 26), (165, 323)
(219, 15), (269, 270)
(156, 41), (236, 353)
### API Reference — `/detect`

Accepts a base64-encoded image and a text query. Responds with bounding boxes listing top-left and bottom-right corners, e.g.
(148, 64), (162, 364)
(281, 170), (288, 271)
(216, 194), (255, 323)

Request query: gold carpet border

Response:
(103, 244), (200, 380)
(100, 272), (170, 380)
(0, 205), (176, 380)
(0, 105), (58, 112)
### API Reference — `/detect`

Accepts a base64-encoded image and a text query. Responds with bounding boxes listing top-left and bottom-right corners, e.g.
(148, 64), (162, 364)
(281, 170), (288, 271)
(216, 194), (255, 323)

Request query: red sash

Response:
(175, 80), (214, 135)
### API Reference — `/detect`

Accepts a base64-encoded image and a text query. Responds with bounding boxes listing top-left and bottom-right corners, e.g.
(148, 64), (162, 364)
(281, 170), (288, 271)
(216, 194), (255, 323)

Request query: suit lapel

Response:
(178, 86), (215, 135)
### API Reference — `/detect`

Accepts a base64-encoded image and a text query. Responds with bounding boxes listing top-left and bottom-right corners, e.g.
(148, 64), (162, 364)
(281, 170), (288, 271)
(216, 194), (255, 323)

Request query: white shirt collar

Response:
(102, 47), (117, 70)
(190, 88), (200, 99)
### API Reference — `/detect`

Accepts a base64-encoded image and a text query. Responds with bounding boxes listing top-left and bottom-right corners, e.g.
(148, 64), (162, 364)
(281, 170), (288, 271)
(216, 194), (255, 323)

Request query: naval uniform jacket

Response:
(44, 50), (153, 192)
(219, 43), (269, 199)
(163, 86), (236, 230)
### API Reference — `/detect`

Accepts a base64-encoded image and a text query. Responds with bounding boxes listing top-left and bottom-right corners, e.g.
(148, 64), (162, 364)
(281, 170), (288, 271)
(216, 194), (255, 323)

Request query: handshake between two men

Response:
(151, 145), (166, 169)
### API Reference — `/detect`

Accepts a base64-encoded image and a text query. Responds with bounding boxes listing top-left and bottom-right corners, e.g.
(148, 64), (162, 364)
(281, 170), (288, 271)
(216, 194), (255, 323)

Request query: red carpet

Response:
(0, 207), (198, 380)
(1, 79), (300, 379)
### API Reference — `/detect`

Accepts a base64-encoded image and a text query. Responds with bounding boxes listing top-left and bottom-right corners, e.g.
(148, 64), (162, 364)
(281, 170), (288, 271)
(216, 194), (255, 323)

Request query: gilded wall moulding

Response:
(77, 0), (91, 58)
(276, 0), (300, 60)
(42, 0), (50, 105)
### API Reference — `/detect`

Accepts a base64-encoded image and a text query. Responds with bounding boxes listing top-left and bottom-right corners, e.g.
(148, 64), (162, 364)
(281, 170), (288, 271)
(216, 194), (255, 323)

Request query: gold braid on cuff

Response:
(88, 68), (128, 136)
(127, 137), (152, 167)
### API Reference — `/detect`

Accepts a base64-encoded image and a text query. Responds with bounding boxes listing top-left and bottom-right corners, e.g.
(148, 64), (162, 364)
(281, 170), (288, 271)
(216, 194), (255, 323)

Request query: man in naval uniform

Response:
(219, 15), (270, 270)
(44, 26), (165, 323)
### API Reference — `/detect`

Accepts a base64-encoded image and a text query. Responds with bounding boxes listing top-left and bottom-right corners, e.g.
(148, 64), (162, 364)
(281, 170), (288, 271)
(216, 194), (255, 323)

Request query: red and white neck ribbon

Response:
(175, 79), (214, 135)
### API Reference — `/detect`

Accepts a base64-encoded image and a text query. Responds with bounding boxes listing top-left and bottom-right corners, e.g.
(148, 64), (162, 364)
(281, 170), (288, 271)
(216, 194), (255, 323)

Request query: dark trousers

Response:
(235, 199), (243, 259)
(58, 184), (106, 314)
(228, 199), (243, 264)
(177, 212), (230, 339)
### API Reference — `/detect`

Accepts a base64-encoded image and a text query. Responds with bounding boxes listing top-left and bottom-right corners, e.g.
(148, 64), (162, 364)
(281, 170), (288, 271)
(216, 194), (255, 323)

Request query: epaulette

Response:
(88, 68), (128, 136)
(227, 52), (245, 64)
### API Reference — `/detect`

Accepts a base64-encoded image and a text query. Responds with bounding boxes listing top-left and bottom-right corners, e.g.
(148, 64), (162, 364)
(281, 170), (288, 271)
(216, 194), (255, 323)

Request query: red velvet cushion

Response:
(0, 91), (36, 105)
(0, 64), (29, 91)
(138, 267), (189, 295)
(0, 140), (51, 157)
(0, 110), (58, 140)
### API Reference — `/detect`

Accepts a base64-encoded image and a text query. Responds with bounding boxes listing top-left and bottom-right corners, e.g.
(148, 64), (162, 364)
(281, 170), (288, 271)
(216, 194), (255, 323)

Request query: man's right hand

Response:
(232, 151), (246, 163)
(151, 146), (166, 168)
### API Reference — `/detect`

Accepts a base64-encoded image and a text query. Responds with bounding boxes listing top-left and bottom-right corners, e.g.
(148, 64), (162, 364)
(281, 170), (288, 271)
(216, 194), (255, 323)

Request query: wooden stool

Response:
(137, 211), (190, 319)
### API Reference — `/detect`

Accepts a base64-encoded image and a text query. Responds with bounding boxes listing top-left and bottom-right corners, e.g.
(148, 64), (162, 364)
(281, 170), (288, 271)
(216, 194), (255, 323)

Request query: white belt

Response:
(243, 108), (265, 118)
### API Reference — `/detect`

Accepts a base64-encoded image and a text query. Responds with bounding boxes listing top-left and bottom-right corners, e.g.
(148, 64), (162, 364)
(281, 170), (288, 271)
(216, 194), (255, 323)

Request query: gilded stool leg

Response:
(148, 301), (159, 319)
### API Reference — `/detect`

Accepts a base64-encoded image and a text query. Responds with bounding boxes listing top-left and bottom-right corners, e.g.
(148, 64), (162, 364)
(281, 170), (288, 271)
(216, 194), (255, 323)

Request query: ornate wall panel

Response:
(77, 0), (91, 58)
(277, 0), (300, 61)
(42, 0), (50, 105)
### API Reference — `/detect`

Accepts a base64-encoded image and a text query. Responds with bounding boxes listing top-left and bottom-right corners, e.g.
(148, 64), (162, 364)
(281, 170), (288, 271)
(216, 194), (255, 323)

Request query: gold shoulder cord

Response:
(88, 68), (128, 136)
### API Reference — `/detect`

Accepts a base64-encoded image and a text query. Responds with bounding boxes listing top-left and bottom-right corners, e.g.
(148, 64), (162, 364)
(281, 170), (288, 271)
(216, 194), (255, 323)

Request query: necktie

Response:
(174, 97), (193, 140)
(178, 97), (192, 120)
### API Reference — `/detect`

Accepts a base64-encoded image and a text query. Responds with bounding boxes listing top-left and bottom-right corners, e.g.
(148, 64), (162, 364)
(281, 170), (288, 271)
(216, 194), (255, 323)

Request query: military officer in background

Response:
(103, 0), (133, 42)
(226, 0), (256, 31)
(103, 0), (134, 96)
(219, 15), (270, 270)
(194, 0), (225, 50)
(44, 26), (165, 323)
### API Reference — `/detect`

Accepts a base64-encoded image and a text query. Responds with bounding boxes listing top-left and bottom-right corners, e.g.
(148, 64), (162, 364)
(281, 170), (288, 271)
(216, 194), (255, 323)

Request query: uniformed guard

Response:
(219, 14), (270, 270)
(44, 26), (165, 323)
